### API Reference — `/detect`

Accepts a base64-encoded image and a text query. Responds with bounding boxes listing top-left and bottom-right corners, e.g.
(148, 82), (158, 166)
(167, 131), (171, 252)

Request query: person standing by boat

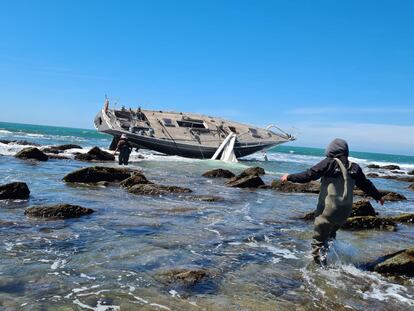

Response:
(280, 138), (384, 265)
(115, 134), (133, 165)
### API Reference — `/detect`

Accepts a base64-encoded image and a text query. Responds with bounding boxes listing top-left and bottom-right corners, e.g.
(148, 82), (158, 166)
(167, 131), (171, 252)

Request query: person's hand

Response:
(377, 198), (385, 206)
(280, 174), (289, 183)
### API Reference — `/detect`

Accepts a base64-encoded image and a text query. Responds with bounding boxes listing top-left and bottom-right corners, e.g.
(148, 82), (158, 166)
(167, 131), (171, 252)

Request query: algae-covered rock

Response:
(156, 268), (209, 286)
(202, 169), (235, 178)
(182, 195), (224, 202)
(128, 183), (192, 195)
(15, 147), (48, 161)
(350, 200), (377, 217)
(63, 166), (133, 183)
(225, 175), (265, 188)
(25, 204), (94, 219)
(271, 180), (320, 194)
(119, 172), (150, 187)
(367, 248), (414, 277)
(0, 182), (30, 200)
(239, 166), (265, 177)
(74, 146), (114, 162)
(342, 216), (396, 231)
(388, 213), (414, 224)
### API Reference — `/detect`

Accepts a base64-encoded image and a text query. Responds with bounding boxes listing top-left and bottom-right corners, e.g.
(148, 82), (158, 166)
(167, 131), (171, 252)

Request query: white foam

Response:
(51, 259), (67, 270)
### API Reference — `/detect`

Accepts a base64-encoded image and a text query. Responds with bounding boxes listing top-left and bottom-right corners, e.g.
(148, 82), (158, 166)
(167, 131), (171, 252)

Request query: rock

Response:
(388, 213), (414, 224)
(0, 182), (30, 200)
(367, 164), (380, 169)
(47, 154), (70, 160)
(42, 144), (82, 154)
(397, 176), (414, 183)
(350, 200), (377, 217)
(271, 180), (320, 194)
(74, 147), (114, 162)
(409, 184), (414, 191)
(365, 174), (414, 182)
(366, 173), (379, 178)
(367, 248), (414, 277)
(300, 200), (377, 221)
(391, 170), (405, 174)
(25, 204), (94, 219)
(202, 169), (235, 178)
(408, 170), (414, 176)
(225, 175), (265, 188)
(381, 165), (400, 170)
(342, 216), (397, 231)
(119, 172), (150, 187)
(157, 268), (208, 286)
(15, 147), (48, 161)
(63, 166), (134, 183)
(239, 166), (265, 177)
(353, 189), (407, 201)
(127, 183), (192, 195)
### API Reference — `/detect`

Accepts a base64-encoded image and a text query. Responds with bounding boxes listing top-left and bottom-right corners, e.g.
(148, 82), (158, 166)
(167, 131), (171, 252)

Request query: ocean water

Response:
(0, 121), (413, 310)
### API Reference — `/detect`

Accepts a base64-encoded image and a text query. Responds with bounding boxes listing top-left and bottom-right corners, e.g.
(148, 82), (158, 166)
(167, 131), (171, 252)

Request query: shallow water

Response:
(0, 122), (413, 310)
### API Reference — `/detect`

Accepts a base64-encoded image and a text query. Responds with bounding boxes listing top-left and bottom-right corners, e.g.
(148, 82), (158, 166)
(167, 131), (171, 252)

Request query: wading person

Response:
(115, 134), (133, 165)
(280, 138), (384, 265)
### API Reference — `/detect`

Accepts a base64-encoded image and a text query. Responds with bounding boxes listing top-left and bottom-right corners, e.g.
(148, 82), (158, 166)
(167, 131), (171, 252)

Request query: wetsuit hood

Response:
(325, 138), (349, 158)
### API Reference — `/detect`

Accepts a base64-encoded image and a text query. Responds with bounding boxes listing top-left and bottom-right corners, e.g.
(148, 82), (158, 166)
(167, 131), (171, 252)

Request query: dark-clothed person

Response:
(115, 135), (132, 165)
(281, 138), (384, 265)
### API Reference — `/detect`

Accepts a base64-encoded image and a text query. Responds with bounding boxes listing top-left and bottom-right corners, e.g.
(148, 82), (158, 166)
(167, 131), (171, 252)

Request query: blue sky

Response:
(0, 0), (413, 155)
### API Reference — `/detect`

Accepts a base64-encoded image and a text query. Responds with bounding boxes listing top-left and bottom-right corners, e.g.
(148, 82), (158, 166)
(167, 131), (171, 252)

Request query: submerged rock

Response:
(63, 166), (133, 183)
(156, 268), (209, 286)
(0, 139), (40, 146)
(15, 147), (48, 161)
(119, 172), (150, 187)
(353, 189), (407, 201)
(74, 146), (114, 162)
(408, 170), (414, 176)
(381, 165), (400, 170)
(367, 164), (380, 169)
(367, 248), (414, 277)
(0, 182), (30, 200)
(182, 194), (224, 202)
(342, 216), (396, 231)
(271, 180), (320, 194)
(128, 183), (192, 195)
(225, 175), (265, 188)
(202, 169), (235, 178)
(43, 144), (82, 154)
(366, 174), (414, 183)
(47, 154), (70, 160)
(25, 204), (94, 219)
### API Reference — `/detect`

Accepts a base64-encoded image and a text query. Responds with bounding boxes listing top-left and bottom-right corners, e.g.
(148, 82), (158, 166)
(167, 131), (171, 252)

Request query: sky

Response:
(0, 0), (413, 155)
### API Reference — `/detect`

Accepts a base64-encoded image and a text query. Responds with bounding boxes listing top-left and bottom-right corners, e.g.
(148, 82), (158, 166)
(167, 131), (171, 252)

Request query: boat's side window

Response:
(177, 120), (207, 129)
(249, 128), (261, 138)
(162, 118), (175, 127)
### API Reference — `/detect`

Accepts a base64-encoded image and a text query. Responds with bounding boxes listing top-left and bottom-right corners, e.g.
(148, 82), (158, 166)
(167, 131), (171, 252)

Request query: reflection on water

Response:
(0, 149), (413, 310)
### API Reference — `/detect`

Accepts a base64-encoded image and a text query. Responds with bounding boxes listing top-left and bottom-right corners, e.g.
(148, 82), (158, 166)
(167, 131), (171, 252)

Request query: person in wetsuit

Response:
(280, 138), (385, 265)
(115, 134), (133, 165)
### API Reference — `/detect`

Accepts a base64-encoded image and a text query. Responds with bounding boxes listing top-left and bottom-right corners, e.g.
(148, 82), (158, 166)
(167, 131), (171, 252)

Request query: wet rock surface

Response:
(25, 204), (94, 219)
(0, 182), (30, 200)
(408, 170), (414, 175)
(63, 166), (134, 183)
(342, 216), (397, 231)
(381, 165), (401, 170)
(350, 200), (377, 217)
(202, 169), (235, 178)
(367, 164), (380, 169)
(15, 147), (49, 161)
(238, 166), (265, 177)
(181, 194), (224, 202)
(127, 183), (192, 195)
(42, 144), (82, 154)
(353, 189), (407, 201)
(409, 183), (414, 191)
(47, 154), (70, 160)
(366, 174), (414, 183)
(366, 248), (414, 277)
(270, 180), (320, 194)
(74, 146), (115, 162)
(388, 213), (414, 224)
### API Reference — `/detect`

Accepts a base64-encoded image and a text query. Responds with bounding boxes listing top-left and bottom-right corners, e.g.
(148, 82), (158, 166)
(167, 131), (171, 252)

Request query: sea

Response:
(0, 121), (413, 310)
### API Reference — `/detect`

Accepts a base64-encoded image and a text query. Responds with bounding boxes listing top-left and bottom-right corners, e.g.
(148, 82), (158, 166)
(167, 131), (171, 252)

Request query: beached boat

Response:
(94, 99), (295, 159)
